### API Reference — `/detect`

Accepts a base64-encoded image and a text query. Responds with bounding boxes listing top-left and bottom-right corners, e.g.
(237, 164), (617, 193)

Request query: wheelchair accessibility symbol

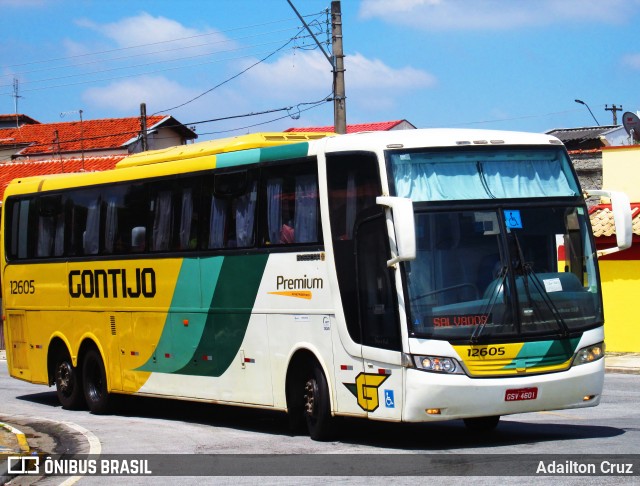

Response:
(384, 389), (395, 408)
(505, 210), (523, 229)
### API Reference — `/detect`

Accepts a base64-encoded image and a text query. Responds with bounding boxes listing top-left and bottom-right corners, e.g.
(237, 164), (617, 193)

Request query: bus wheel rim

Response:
(56, 362), (74, 396)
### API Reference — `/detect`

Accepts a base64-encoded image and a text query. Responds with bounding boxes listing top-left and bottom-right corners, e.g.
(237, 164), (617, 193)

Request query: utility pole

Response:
(287, 0), (347, 134)
(140, 103), (149, 151)
(605, 104), (623, 125)
(331, 1), (346, 134)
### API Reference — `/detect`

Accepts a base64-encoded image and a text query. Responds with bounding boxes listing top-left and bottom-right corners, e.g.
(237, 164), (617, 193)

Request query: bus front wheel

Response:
(82, 349), (111, 414)
(54, 353), (84, 410)
(463, 415), (500, 432)
(303, 363), (334, 441)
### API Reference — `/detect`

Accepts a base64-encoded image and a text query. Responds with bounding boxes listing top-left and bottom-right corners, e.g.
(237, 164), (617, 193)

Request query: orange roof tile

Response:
(589, 203), (640, 237)
(0, 115), (167, 155)
(0, 155), (124, 200)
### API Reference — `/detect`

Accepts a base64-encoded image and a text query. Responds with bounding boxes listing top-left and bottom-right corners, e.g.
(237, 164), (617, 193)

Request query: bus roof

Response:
(3, 132), (334, 198)
(116, 132), (335, 168)
(318, 128), (564, 153)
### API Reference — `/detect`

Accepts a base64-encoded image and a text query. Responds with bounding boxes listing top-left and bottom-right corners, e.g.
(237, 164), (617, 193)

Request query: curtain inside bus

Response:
(389, 149), (579, 201)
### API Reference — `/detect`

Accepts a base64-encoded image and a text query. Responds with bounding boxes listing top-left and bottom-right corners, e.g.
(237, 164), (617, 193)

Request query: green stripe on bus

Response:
(137, 257), (223, 373)
(259, 143), (309, 162)
(213, 142), (309, 169)
(503, 337), (580, 370)
(215, 148), (262, 168)
(176, 253), (269, 376)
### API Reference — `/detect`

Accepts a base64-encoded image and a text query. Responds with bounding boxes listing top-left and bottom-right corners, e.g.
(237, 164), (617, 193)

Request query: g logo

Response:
(355, 373), (389, 412)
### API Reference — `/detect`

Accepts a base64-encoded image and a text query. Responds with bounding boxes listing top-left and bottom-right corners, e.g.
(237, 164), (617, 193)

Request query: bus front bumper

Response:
(403, 359), (604, 422)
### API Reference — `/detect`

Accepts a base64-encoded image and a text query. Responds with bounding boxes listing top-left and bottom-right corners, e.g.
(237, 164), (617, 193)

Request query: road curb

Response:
(605, 367), (640, 375)
(0, 421), (30, 454)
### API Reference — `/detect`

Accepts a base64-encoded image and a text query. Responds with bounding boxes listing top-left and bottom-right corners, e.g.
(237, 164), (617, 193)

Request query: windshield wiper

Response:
(522, 264), (571, 337)
(512, 231), (571, 337)
(470, 265), (507, 343)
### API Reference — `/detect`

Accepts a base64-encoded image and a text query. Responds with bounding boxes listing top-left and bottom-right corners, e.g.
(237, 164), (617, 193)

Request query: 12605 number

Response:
(467, 346), (506, 357)
(9, 280), (35, 295)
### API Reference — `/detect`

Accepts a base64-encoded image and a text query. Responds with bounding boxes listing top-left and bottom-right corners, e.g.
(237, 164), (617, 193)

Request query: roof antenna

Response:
(60, 109), (85, 171)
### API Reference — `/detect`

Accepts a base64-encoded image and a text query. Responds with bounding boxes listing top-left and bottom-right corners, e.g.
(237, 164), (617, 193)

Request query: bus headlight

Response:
(572, 342), (605, 366)
(412, 355), (463, 374)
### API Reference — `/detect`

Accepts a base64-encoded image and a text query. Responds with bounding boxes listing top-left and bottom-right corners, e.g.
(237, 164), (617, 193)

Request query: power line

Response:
(6, 94), (332, 150)
(432, 108), (583, 128)
(0, 35), (320, 91)
(1, 11), (328, 70)
(0, 45), (312, 96)
(184, 93), (333, 127)
(151, 25), (310, 115)
(199, 95), (331, 136)
(0, 26), (310, 81)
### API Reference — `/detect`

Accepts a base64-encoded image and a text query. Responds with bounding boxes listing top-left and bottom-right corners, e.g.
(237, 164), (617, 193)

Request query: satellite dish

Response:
(622, 111), (640, 143)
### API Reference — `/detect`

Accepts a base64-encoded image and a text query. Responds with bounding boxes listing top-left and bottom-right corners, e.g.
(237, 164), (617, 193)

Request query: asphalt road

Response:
(1, 358), (639, 485)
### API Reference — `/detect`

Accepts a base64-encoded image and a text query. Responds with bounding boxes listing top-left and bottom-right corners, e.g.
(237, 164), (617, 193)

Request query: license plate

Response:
(505, 387), (538, 401)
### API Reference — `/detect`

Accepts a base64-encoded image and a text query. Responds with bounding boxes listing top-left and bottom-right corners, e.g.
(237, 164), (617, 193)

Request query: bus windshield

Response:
(405, 206), (601, 342)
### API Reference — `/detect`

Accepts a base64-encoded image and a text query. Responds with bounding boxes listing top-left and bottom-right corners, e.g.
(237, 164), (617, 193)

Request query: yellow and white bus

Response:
(1, 129), (631, 440)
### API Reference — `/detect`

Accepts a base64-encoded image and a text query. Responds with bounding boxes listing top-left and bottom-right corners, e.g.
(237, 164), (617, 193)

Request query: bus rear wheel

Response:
(463, 415), (500, 432)
(54, 353), (85, 410)
(82, 349), (111, 414)
(303, 363), (334, 441)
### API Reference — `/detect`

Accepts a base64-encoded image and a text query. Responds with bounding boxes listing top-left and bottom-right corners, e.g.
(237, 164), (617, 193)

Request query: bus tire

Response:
(54, 352), (85, 410)
(463, 415), (500, 432)
(303, 363), (334, 441)
(82, 348), (111, 414)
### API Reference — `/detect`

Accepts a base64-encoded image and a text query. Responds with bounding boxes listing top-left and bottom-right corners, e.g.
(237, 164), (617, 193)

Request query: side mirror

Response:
(584, 189), (632, 256)
(376, 196), (416, 267)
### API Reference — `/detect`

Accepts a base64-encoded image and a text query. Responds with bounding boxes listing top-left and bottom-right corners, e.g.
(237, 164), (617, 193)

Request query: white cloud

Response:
(239, 51), (332, 98)
(82, 75), (199, 113)
(238, 50), (436, 104)
(74, 12), (234, 59)
(359, 0), (640, 30)
(347, 53), (437, 90)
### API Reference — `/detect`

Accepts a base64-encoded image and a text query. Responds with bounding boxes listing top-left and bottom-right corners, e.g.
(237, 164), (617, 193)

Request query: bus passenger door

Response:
(355, 210), (404, 421)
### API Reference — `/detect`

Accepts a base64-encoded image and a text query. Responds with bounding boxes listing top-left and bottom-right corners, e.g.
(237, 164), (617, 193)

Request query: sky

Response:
(2, 0), (640, 141)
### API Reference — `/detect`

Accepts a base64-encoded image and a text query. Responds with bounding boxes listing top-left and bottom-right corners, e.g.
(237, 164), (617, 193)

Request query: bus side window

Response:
(36, 195), (64, 258)
(261, 160), (320, 246)
(234, 179), (257, 247)
(177, 187), (197, 250)
(6, 198), (36, 260)
(67, 188), (102, 256)
(206, 171), (257, 249)
(148, 178), (199, 253)
(151, 190), (173, 251)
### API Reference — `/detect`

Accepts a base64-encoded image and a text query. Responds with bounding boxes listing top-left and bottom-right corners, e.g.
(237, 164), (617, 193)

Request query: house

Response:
(0, 114), (197, 199)
(546, 125), (621, 193)
(587, 145), (640, 352)
(285, 119), (416, 133)
(0, 114), (196, 162)
(0, 114), (39, 129)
